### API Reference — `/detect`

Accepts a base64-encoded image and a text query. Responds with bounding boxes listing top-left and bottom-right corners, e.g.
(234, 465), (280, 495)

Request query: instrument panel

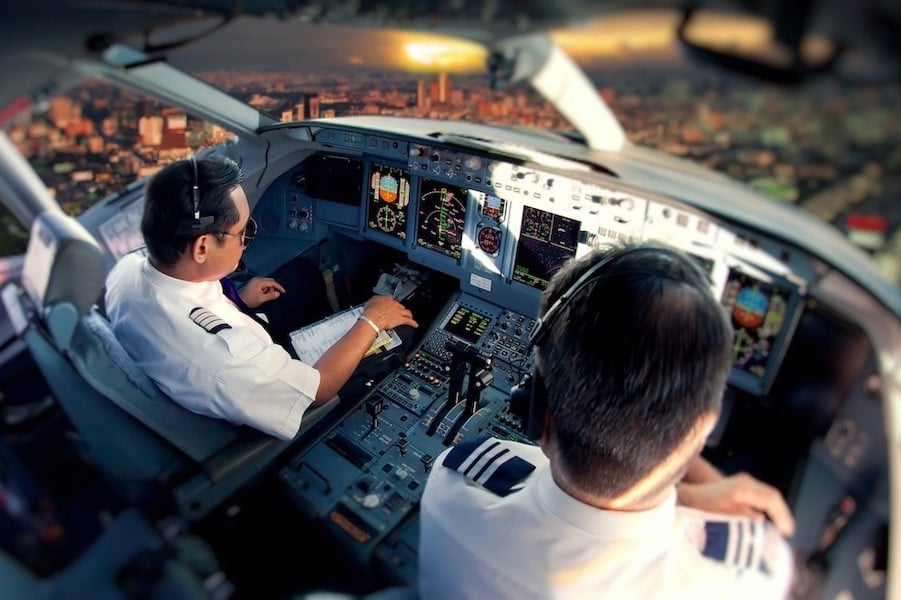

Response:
(262, 129), (806, 396)
(263, 131), (812, 585)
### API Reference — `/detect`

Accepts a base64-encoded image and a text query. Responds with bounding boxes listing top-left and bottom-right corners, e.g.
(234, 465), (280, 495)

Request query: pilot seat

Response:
(1, 210), (337, 522)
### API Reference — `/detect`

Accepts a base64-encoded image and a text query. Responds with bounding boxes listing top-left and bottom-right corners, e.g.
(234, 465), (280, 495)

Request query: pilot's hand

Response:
(238, 277), (286, 308)
(677, 472), (796, 538)
(362, 294), (419, 330)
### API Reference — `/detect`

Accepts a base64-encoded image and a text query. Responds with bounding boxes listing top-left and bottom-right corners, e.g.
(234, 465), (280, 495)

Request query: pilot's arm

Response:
(312, 295), (417, 402)
(677, 456), (796, 537)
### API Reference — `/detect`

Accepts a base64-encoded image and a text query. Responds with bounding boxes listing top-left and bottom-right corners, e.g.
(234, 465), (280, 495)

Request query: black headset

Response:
(509, 244), (699, 440)
(182, 156), (215, 230)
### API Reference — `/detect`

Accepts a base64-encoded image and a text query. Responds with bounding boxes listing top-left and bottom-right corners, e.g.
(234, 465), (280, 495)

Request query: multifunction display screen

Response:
(416, 178), (468, 260)
(720, 268), (793, 382)
(512, 206), (580, 290)
(367, 162), (411, 240)
(444, 305), (491, 343)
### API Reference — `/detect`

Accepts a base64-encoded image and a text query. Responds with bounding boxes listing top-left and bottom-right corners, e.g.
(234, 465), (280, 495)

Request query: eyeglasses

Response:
(213, 217), (257, 248)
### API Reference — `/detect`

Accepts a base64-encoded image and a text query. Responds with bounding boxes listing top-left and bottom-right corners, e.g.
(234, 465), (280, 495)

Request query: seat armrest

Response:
(200, 396), (339, 482)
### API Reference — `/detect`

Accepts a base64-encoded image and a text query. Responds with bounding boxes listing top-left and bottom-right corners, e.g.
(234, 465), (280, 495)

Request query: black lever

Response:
(443, 365), (493, 446)
(426, 340), (471, 436)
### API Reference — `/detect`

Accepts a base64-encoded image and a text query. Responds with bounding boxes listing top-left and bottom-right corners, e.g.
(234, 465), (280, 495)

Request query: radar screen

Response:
(416, 178), (468, 260)
(720, 268), (797, 391)
(367, 162), (411, 240)
(444, 305), (491, 343)
(512, 206), (580, 290)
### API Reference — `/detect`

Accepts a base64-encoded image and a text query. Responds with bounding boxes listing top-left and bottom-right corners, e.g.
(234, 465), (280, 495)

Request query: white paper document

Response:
(289, 305), (400, 365)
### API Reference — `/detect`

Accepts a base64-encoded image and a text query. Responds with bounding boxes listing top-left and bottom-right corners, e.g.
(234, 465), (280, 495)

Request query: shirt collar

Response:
(533, 467), (677, 541)
(141, 257), (223, 305)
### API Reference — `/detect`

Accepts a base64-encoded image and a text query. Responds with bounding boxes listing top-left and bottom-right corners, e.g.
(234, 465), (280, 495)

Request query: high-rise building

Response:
(295, 94), (321, 120)
(160, 108), (187, 150)
(306, 95), (320, 120)
(438, 72), (450, 104)
(138, 115), (164, 146)
(417, 79), (429, 111)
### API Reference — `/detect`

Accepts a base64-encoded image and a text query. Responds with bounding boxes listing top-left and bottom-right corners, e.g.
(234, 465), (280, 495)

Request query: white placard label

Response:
(470, 273), (492, 292)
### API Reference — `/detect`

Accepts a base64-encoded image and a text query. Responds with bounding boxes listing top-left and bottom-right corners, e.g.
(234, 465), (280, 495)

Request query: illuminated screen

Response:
(478, 192), (506, 221)
(720, 269), (794, 382)
(512, 206), (581, 290)
(444, 305), (491, 343)
(367, 162), (411, 240)
(416, 178), (468, 260)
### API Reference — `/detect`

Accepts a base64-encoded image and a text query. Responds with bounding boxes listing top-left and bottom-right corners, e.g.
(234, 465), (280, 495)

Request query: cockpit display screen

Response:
(367, 162), (411, 240)
(720, 268), (797, 391)
(416, 178), (468, 260)
(444, 305), (491, 343)
(512, 206), (581, 290)
(478, 192), (507, 221)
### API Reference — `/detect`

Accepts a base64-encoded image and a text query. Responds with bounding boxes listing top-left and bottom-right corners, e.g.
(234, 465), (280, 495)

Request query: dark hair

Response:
(141, 155), (244, 266)
(536, 242), (733, 498)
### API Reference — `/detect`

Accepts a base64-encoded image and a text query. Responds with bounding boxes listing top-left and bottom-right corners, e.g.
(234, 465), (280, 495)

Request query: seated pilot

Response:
(105, 156), (418, 440)
(418, 243), (796, 599)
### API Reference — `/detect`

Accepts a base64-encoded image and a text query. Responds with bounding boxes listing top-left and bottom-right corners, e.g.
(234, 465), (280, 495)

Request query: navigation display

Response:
(416, 178), (468, 260)
(444, 305), (491, 343)
(720, 268), (797, 392)
(367, 162), (411, 240)
(512, 206), (581, 290)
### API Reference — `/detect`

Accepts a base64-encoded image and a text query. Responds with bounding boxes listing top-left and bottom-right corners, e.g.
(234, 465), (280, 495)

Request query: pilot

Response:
(105, 155), (418, 440)
(418, 242), (796, 599)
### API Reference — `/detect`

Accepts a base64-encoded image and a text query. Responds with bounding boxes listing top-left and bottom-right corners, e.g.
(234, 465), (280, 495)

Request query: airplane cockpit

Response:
(0, 2), (898, 599)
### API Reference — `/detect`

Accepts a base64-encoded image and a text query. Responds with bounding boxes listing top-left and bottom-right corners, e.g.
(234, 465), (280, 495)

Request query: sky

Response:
(156, 9), (778, 74)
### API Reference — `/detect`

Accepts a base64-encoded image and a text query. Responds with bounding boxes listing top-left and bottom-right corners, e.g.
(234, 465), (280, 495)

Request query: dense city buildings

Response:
(3, 65), (900, 279)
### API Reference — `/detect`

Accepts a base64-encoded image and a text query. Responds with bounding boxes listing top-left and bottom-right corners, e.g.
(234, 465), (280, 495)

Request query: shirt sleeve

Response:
(209, 324), (320, 440)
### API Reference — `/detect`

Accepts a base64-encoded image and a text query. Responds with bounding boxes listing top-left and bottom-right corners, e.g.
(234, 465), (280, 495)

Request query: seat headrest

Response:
(22, 211), (105, 318)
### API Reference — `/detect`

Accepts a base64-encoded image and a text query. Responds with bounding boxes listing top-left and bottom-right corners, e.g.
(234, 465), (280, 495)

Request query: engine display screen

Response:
(367, 162), (411, 240)
(416, 178), (468, 260)
(444, 305), (491, 343)
(512, 206), (580, 290)
(478, 192), (507, 221)
(720, 268), (797, 391)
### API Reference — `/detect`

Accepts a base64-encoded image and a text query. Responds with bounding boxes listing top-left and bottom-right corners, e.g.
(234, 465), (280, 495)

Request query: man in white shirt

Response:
(105, 156), (417, 439)
(419, 243), (796, 599)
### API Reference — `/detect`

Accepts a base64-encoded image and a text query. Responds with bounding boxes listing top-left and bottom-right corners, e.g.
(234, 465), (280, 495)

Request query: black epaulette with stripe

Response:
(702, 519), (770, 573)
(441, 436), (535, 497)
(189, 307), (232, 334)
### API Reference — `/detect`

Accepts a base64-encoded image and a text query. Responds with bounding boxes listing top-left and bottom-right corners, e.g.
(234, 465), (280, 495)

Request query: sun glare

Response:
(402, 36), (486, 72)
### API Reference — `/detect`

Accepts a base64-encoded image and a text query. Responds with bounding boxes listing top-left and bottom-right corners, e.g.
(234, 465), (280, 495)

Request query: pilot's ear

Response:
(190, 234), (210, 264)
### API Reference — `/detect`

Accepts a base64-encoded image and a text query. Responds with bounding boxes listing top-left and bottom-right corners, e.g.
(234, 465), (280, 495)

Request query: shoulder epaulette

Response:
(189, 307), (232, 334)
(702, 519), (768, 572)
(441, 436), (535, 497)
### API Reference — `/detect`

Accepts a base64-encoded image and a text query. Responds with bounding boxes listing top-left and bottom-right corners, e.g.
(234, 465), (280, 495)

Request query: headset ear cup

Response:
(509, 370), (548, 441)
(524, 372), (548, 441)
(509, 374), (533, 430)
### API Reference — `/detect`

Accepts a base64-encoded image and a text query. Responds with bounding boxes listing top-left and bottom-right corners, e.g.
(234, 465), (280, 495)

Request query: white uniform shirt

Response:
(104, 254), (320, 440)
(419, 437), (794, 600)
